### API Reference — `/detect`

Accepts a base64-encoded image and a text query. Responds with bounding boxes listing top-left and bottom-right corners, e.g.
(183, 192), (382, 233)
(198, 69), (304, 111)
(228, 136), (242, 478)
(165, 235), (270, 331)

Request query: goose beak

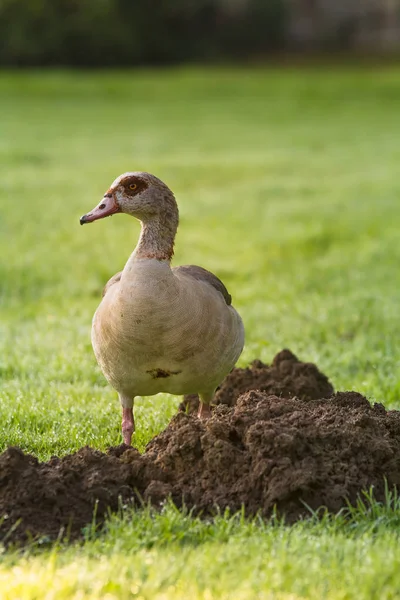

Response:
(80, 193), (121, 225)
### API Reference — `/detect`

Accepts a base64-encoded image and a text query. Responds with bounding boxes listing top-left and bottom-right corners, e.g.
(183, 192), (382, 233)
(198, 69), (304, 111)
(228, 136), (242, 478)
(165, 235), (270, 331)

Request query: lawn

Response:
(1, 66), (400, 598)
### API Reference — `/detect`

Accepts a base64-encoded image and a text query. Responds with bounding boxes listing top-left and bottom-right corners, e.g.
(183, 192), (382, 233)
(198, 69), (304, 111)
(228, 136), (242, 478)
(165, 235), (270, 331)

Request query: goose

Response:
(80, 172), (245, 446)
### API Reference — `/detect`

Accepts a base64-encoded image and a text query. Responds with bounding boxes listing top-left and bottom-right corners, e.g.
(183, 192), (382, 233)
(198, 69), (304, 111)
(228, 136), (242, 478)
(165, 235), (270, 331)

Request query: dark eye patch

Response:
(122, 177), (148, 195)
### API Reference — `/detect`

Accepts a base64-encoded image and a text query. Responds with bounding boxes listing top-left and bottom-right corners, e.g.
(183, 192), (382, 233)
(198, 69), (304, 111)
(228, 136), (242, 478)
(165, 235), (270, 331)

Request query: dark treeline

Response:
(0, 0), (286, 66)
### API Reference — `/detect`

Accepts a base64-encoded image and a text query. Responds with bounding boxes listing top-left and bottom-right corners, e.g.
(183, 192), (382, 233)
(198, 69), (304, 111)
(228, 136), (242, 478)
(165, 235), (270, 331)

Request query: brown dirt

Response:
(2, 349), (400, 547)
(179, 348), (334, 413)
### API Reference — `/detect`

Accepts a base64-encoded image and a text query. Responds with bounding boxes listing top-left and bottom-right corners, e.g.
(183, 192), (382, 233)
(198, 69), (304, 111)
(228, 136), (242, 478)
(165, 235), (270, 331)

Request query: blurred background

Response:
(1, 0), (400, 66)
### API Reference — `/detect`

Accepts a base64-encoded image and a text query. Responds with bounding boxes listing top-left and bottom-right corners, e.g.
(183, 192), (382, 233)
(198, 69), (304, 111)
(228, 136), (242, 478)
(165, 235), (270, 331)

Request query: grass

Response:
(3, 497), (400, 600)
(1, 66), (400, 597)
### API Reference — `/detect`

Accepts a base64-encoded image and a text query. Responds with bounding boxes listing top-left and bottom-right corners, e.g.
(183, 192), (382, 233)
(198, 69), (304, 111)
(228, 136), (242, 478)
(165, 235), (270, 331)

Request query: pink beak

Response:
(80, 193), (121, 225)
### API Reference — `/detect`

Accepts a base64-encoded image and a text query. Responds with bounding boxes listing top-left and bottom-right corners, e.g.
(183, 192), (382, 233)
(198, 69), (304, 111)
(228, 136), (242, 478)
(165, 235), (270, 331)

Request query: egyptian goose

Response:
(80, 172), (244, 445)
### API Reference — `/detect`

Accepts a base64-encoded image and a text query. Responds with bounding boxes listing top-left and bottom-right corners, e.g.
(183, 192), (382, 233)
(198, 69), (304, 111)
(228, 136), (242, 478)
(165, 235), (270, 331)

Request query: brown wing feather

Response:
(102, 271), (122, 297)
(173, 265), (232, 305)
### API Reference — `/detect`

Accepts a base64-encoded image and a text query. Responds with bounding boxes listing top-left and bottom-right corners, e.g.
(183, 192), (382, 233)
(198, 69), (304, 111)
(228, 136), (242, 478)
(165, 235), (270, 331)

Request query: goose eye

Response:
(129, 183), (137, 191)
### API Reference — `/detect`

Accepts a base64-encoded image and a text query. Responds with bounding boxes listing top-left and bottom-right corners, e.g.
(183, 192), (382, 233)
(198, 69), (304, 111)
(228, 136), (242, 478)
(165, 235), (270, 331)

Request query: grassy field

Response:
(1, 66), (400, 598)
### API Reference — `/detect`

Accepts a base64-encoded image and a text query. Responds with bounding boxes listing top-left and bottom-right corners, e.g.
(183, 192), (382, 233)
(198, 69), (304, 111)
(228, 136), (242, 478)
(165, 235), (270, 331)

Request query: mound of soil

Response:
(180, 349), (334, 413)
(1, 350), (400, 547)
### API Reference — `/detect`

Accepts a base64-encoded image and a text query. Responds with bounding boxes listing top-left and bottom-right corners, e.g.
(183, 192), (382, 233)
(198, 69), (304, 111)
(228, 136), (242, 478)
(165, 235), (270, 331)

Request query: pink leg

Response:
(120, 393), (135, 445)
(122, 407), (135, 445)
(197, 392), (213, 420)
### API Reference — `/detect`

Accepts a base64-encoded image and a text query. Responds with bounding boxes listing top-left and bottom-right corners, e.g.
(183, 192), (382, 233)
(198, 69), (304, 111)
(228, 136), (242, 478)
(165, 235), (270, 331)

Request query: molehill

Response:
(2, 349), (400, 547)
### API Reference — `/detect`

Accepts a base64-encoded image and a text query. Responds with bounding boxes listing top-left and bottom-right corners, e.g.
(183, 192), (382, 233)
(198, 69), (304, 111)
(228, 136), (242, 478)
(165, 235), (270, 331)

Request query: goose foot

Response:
(197, 393), (213, 420)
(197, 403), (212, 419)
(122, 407), (135, 446)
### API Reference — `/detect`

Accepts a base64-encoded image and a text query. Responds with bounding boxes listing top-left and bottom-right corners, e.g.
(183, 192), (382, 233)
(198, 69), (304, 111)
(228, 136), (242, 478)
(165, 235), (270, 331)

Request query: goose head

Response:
(80, 172), (178, 225)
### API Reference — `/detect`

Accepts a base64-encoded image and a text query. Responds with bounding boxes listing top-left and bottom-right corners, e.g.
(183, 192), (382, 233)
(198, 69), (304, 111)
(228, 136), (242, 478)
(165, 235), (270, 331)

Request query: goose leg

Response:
(119, 394), (135, 446)
(198, 392), (214, 419)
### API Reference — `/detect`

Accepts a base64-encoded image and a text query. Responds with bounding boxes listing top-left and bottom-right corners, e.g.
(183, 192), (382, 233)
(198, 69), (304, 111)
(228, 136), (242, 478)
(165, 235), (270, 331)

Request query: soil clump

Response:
(1, 349), (400, 547)
(179, 348), (334, 413)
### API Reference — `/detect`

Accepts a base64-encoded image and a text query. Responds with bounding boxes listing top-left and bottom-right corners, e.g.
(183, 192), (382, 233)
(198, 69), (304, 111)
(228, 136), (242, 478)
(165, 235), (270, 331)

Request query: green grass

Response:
(3, 496), (400, 600)
(2, 66), (400, 598)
